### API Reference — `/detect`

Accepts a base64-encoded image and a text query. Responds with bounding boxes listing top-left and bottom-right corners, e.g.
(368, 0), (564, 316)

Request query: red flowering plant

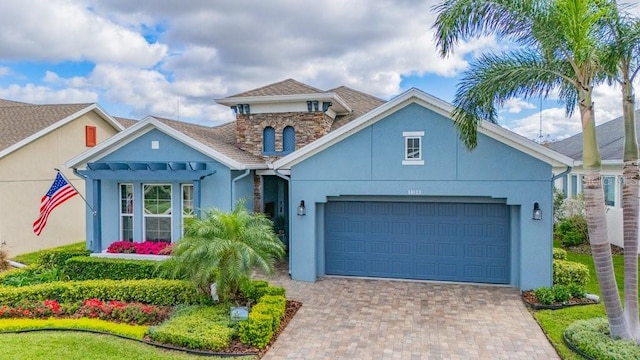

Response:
(106, 241), (136, 254)
(0, 300), (62, 319)
(0, 299), (171, 325)
(106, 240), (171, 255)
(73, 298), (171, 325)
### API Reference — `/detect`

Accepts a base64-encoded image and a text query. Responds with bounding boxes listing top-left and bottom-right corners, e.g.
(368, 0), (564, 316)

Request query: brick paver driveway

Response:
(261, 269), (559, 360)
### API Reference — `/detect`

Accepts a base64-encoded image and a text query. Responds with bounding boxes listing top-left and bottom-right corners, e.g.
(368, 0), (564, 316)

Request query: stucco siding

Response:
(83, 129), (237, 251)
(288, 102), (554, 291)
(0, 111), (119, 256)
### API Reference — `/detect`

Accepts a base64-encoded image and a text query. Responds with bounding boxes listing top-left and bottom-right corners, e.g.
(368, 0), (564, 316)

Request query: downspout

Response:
(194, 170), (216, 217)
(552, 165), (572, 182)
(231, 169), (251, 210)
(273, 169), (292, 276)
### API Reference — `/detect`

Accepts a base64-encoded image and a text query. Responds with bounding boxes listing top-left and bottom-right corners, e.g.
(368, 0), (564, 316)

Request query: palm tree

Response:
(161, 201), (286, 302)
(601, 5), (640, 339)
(433, 0), (632, 339)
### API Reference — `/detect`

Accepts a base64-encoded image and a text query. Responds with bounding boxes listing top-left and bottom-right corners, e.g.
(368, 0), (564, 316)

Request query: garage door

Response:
(325, 201), (510, 284)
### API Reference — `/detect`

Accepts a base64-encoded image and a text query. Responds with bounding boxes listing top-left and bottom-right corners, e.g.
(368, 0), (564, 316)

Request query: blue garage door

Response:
(325, 201), (510, 284)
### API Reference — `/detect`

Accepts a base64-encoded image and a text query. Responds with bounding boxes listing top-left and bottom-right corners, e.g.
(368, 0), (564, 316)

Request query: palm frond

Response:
(453, 49), (569, 149)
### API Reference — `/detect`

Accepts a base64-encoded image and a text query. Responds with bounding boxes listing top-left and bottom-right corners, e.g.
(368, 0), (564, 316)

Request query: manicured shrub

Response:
(567, 283), (586, 298)
(552, 285), (572, 303)
(553, 259), (589, 287)
(38, 248), (90, 269)
(73, 299), (172, 325)
(239, 279), (286, 303)
(238, 294), (286, 348)
(0, 299), (61, 318)
(148, 305), (233, 350)
(555, 215), (588, 247)
(0, 279), (211, 307)
(63, 257), (162, 281)
(238, 311), (274, 349)
(565, 318), (640, 360)
(534, 287), (556, 305)
(552, 248), (567, 260)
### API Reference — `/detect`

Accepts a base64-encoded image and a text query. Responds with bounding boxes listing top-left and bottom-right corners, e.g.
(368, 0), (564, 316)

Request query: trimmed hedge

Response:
(148, 305), (233, 350)
(0, 318), (149, 340)
(63, 257), (162, 281)
(240, 279), (286, 304)
(0, 279), (211, 307)
(38, 249), (90, 269)
(553, 248), (567, 260)
(238, 294), (286, 349)
(553, 259), (589, 287)
(565, 318), (640, 360)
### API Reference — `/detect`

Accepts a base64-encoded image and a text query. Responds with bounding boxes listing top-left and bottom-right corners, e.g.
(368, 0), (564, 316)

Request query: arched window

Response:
(263, 126), (275, 153)
(283, 126), (295, 153)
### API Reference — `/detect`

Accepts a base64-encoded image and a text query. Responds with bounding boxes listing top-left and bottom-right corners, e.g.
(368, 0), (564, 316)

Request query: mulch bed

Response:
(522, 290), (598, 310)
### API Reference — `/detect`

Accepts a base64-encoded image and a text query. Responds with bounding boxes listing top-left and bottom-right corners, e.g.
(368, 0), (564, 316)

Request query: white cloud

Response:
(0, 83), (98, 104)
(500, 98), (537, 114)
(0, 0), (166, 67)
(0, 67), (10, 77)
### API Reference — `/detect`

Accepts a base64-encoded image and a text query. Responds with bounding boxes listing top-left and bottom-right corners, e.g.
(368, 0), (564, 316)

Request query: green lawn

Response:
(0, 331), (255, 360)
(535, 244), (634, 359)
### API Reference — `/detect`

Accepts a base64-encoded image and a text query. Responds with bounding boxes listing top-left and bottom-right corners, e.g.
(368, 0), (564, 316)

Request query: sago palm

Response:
(433, 0), (633, 339)
(161, 201), (286, 302)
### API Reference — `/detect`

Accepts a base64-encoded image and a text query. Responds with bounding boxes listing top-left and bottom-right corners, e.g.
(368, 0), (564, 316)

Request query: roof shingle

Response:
(548, 110), (640, 161)
(228, 78), (324, 97)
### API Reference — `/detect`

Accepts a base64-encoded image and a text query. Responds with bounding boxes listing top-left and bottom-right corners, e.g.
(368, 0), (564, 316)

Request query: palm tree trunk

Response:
(621, 78), (639, 340)
(580, 95), (629, 339)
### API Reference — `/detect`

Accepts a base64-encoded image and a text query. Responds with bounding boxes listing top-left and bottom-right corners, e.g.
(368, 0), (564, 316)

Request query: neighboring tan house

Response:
(0, 99), (124, 256)
(548, 110), (640, 251)
(66, 79), (572, 290)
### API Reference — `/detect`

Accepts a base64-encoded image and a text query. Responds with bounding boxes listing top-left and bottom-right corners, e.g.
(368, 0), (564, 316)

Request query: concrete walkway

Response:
(261, 271), (559, 360)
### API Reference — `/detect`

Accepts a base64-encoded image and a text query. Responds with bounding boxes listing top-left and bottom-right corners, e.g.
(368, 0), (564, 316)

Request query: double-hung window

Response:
(402, 131), (424, 165)
(143, 184), (172, 242)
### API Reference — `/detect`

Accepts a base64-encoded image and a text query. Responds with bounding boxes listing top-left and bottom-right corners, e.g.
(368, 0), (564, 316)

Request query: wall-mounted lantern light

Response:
(297, 200), (306, 216)
(532, 202), (542, 220)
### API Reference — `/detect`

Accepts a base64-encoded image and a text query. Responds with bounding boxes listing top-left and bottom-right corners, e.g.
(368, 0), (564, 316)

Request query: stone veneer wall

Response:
(236, 112), (334, 158)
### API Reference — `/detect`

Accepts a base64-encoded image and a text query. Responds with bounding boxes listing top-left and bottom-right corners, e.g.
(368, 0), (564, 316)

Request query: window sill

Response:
(402, 160), (424, 166)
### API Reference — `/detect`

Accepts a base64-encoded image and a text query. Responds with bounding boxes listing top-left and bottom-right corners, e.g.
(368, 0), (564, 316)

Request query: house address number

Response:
(408, 189), (422, 195)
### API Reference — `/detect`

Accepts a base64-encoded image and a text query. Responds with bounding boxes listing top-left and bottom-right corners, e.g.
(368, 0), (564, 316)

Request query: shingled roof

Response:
(547, 110), (640, 162)
(151, 116), (265, 166)
(0, 102), (94, 153)
(228, 78), (324, 97)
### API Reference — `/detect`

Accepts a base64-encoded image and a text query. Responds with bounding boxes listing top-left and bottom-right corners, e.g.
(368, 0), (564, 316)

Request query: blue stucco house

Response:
(66, 79), (572, 290)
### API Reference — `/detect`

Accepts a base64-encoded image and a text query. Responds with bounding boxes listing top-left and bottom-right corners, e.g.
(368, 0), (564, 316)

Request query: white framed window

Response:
(143, 184), (172, 242)
(181, 184), (194, 235)
(119, 183), (134, 241)
(402, 131), (424, 165)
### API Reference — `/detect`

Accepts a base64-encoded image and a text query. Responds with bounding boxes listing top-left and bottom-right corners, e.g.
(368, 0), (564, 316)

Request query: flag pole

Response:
(54, 168), (96, 215)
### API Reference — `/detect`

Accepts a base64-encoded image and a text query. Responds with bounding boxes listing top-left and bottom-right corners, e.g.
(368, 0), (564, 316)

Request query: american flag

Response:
(33, 172), (78, 236)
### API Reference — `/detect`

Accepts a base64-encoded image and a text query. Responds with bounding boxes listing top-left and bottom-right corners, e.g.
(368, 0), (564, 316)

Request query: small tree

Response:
(161, 201), (286, 302)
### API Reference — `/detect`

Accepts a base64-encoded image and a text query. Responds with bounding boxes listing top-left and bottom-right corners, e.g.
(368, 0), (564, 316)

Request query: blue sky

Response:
(0, 0), (637, 141)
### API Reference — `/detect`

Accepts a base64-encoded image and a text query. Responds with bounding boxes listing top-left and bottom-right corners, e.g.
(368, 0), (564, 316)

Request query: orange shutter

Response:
(85, 126), (97, 147)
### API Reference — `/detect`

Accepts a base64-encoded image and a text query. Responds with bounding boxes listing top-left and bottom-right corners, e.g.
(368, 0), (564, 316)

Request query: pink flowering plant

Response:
(0, 298), (171, 325)
(106, 240), (171, 255)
